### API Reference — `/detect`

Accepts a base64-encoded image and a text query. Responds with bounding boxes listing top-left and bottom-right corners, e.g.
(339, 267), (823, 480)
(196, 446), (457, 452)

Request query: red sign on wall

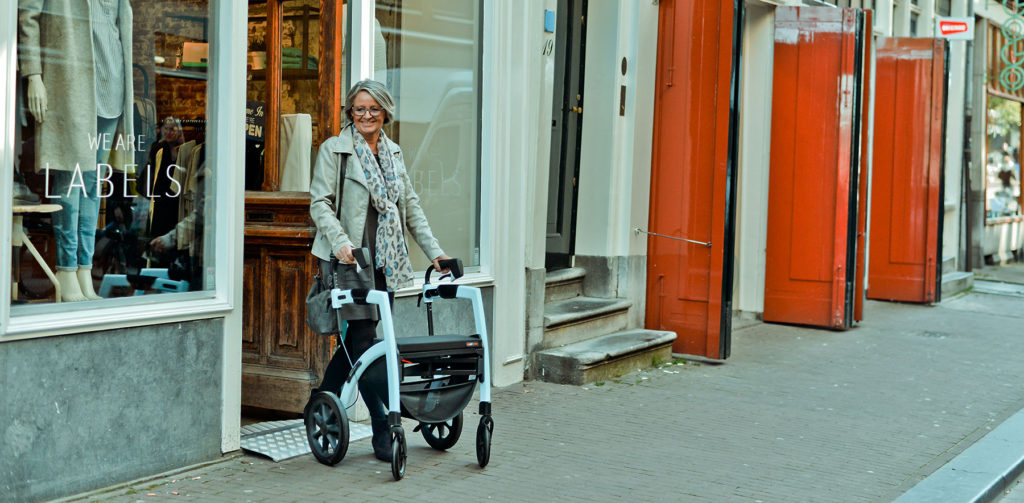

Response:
(936, 17), (974, 40)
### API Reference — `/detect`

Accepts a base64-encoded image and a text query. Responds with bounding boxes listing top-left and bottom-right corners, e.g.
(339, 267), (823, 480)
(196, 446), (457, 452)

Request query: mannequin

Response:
(19, 0), (134, 301)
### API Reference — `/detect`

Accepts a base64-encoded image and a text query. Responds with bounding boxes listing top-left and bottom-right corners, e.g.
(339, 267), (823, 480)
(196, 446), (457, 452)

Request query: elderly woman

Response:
(309, 79), (451, 462)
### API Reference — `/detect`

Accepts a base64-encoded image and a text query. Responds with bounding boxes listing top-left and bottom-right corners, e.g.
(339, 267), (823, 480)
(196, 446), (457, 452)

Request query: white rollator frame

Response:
(303, 259), (493, 481)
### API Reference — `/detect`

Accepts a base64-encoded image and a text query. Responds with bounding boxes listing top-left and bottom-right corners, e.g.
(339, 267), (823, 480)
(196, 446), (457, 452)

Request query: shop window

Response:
(246, 0), (336, 192)
(376, 0), (482, 270)
(11, 0), (214, 311)
(985, 95), (1024, 220)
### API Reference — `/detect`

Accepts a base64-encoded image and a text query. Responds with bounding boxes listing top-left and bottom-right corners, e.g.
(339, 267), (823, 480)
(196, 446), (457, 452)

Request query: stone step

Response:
(941, 271), (973, 300)
(542, 297), (632, 348)
(534, 329), (677, 385)
(544, 267), (586, 303)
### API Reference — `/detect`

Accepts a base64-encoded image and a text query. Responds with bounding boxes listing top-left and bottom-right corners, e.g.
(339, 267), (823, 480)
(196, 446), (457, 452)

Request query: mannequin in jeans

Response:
(19, 0), (134, 301)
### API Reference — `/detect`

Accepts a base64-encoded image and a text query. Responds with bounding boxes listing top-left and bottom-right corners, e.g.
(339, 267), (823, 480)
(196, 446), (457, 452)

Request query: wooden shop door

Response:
(868, 38), (946, 304)
(241, 0), (345, 413)
(645, 0), (741, 359)
(763, 7), (869, 329)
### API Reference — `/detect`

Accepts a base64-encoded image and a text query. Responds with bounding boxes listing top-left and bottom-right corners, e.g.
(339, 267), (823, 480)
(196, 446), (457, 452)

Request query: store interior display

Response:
(11, 0), (210, 305)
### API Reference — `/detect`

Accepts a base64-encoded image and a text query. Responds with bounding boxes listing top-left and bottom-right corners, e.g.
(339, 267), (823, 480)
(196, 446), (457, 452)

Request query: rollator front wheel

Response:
(420, 412), (464, 450)
(476, 415), (493, 468)
(391, 427), (407, 480)
(304, 391), (350, 466)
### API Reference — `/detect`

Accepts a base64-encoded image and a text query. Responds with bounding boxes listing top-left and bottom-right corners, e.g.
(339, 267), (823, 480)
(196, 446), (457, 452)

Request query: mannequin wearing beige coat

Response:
(19, 0), (135, 301)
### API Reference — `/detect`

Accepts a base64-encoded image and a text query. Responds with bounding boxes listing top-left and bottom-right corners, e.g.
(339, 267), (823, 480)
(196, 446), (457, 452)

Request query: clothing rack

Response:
(179, 118), (206, 142)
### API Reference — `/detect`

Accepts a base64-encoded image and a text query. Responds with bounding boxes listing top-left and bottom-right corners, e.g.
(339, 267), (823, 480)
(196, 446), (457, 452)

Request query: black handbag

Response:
(305, 259), (340, 336)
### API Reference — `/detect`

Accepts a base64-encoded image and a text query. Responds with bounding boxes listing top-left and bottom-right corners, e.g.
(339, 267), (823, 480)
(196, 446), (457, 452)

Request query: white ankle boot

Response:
(78, 267), (102, 300)
(56, 270), (86, 302)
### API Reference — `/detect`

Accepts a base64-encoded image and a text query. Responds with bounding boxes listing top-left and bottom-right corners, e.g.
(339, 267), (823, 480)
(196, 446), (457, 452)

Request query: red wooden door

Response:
(646, 0), (739, 358)
(868, 38), (945, 303)
(764, 7), (868, 329)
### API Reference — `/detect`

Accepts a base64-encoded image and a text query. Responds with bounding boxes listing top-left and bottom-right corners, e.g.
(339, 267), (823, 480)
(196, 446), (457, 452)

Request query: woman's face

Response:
(350, 91), (386, 139)
(161, 121), (181, 142)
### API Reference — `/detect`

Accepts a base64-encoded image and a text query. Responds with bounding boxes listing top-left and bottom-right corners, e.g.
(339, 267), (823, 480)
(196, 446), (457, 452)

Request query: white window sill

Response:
(2, 294), (233, 342)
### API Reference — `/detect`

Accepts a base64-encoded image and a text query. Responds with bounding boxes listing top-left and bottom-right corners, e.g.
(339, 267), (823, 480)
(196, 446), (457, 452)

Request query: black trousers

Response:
(319, 319), (389, 422)
(318, 266), (390, 422)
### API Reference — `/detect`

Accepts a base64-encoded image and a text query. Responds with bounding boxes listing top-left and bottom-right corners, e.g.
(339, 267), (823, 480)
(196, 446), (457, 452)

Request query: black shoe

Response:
(371, 419), (392, 462)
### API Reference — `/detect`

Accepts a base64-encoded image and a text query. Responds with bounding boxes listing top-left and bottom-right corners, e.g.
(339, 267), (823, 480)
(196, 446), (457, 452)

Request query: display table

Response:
(12, 204), (63, 303)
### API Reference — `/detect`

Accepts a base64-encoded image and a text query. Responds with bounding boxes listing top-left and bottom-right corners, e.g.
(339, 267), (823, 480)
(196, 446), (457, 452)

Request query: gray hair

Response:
(343, 79), (395, 125)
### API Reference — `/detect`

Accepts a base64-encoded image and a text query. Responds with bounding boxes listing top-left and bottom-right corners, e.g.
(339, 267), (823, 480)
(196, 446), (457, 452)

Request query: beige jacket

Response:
(309, 130), (444, 276)
(18, 0), (135, 172)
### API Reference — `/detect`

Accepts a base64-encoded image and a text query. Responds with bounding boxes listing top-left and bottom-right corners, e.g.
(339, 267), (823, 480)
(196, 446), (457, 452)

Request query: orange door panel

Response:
(764, 7), (867, 329)
(869, 38), (945, 303)
(646, 0), (740, 358)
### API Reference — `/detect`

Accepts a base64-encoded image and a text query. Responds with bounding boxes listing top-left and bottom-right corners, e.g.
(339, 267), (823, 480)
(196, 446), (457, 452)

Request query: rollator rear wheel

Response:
(304, 391), (350, 466)
(391, 428), (407, 480)
(420, 412), (463, 450)
(476, 415), (493, 468)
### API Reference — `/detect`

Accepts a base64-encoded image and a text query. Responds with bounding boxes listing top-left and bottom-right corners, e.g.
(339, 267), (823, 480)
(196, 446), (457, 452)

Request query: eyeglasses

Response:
(351, 106), (384, 117)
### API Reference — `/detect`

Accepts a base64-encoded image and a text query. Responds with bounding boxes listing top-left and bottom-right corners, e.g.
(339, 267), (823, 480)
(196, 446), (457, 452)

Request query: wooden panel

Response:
(241, 192), (326, 412)
(241, 368), (316, 413)
(987, 21), (1024, 101)
(265, 251), (312, 368)
(262, 0), (283, 191)
(646, 0), (735, 358)
(242, 251), (261, 362)
(318, 0), (344, 145)
(869, 38), (945, 303)
(764, 7), (860, 328)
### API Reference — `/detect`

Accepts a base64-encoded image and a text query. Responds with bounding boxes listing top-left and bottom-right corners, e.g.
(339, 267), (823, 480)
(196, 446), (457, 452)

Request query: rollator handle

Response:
(423, 258), (464, 284)
(348, 288), (371, 304)
(345, 288), (394, 306)
(352, 247), (372, 270)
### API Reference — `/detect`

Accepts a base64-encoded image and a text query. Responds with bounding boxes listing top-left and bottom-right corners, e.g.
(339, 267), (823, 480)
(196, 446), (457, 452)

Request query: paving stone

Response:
(66, 294), (1024, 503)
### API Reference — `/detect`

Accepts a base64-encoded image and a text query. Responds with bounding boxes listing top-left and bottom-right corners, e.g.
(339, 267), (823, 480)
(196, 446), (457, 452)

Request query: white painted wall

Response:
(574, 0), (660, 259)
(735, 1), (776, 315)
(481, 0), (548, 385)
(624, 2), (660, 259)
(942, 0), (970, 270)
(0, 0), (15, 335)
(211, 0), (248, 453)
(526, 0), (559, 271)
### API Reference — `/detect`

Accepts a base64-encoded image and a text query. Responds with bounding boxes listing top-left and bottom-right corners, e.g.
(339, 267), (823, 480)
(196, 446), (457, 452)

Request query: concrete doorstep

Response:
(534, 329), (676, 385)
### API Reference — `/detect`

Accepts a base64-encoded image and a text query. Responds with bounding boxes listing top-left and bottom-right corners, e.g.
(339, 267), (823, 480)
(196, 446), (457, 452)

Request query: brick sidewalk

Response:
(74, 293), (1024, 502)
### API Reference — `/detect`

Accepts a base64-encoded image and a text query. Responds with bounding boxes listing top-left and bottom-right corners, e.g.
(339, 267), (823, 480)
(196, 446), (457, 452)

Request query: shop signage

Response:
(246, 101), (265, 140)
(934, 17), (973, 40)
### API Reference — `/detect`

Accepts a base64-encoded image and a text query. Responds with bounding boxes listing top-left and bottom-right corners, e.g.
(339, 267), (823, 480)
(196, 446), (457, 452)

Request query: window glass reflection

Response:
(12, 0), (213, 309)
(376, 0), (482, 270)
(986, 96), (1023, 220)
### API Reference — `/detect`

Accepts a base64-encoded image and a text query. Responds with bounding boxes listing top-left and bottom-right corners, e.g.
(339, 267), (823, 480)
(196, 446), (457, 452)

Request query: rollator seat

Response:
(396, 334), (482, 354)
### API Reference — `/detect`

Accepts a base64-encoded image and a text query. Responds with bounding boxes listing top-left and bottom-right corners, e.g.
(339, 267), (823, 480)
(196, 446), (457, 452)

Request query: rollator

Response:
(303, 250), (493, 480)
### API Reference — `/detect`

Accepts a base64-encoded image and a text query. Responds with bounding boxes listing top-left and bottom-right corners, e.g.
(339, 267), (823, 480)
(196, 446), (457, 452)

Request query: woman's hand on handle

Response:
(336, 245), (355, 264)
(432, 254), (453, 273)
